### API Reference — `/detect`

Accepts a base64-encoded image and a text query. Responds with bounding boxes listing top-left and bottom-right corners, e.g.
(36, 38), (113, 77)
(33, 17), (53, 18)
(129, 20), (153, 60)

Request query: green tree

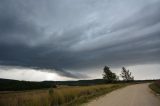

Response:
(103, 66), (118, 82)
(120, 67), (134, 81)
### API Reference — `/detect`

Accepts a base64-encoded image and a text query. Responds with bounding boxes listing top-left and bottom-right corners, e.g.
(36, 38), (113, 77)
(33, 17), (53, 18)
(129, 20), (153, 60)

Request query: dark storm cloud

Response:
(0, 0), (160, 78)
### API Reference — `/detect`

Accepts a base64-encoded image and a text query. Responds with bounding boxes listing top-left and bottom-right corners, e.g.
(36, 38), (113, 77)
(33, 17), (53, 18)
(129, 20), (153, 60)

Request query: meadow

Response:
(0, 84), (127, 106)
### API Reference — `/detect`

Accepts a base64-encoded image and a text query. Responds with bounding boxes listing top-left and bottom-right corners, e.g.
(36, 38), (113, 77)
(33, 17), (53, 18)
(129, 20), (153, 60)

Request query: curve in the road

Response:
(86, 83), (160, 106)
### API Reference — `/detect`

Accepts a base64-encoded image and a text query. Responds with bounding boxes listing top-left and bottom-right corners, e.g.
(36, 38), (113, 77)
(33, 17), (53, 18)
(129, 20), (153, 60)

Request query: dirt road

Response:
(86, 83), (160, 106)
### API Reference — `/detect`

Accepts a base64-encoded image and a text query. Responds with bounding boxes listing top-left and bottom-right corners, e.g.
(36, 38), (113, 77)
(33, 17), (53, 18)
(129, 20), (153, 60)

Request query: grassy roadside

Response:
(68, 84), (128, 106)
(149, 80), (160, 94)
(0, 84), (128, 106)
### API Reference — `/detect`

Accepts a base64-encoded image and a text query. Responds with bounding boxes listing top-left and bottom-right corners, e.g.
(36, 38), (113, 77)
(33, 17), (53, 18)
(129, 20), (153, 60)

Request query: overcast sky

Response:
(0, 0), (160, 81)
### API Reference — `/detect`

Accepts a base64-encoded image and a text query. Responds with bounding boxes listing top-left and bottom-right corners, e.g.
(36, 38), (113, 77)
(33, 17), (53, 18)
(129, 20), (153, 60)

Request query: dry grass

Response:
(149, 80), (160, 94)
(0, 84), (126, 106)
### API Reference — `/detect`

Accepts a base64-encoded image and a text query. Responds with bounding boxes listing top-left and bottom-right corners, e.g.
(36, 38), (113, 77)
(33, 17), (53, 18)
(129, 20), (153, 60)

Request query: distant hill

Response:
(53, 79), (106, 86)
(0, 78), (56, 91)
(0, 78), (156, 91)
(0, 78), (107, 91)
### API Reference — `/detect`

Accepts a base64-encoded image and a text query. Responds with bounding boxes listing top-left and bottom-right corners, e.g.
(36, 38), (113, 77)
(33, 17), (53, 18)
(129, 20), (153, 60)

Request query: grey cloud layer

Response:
(0, 0), (160, 78)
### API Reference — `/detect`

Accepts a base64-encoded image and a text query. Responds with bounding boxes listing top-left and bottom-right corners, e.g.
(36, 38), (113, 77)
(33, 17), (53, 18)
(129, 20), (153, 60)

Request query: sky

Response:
(0, 0), (160, 81)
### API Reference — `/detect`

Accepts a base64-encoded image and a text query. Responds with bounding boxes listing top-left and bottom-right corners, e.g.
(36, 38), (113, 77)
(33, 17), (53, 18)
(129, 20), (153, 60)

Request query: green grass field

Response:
(0, 84), (127, 106)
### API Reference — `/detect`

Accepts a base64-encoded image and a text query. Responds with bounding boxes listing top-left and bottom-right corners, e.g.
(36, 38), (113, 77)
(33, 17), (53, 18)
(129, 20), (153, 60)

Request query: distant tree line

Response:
(103, 66), (134, 82)
(0, 79), (56, 91)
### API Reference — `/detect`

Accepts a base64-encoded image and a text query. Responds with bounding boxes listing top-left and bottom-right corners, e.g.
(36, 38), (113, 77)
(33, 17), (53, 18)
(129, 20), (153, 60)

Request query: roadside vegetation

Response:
(0, 84), (127, 106)
(149, 80), (160, 94)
